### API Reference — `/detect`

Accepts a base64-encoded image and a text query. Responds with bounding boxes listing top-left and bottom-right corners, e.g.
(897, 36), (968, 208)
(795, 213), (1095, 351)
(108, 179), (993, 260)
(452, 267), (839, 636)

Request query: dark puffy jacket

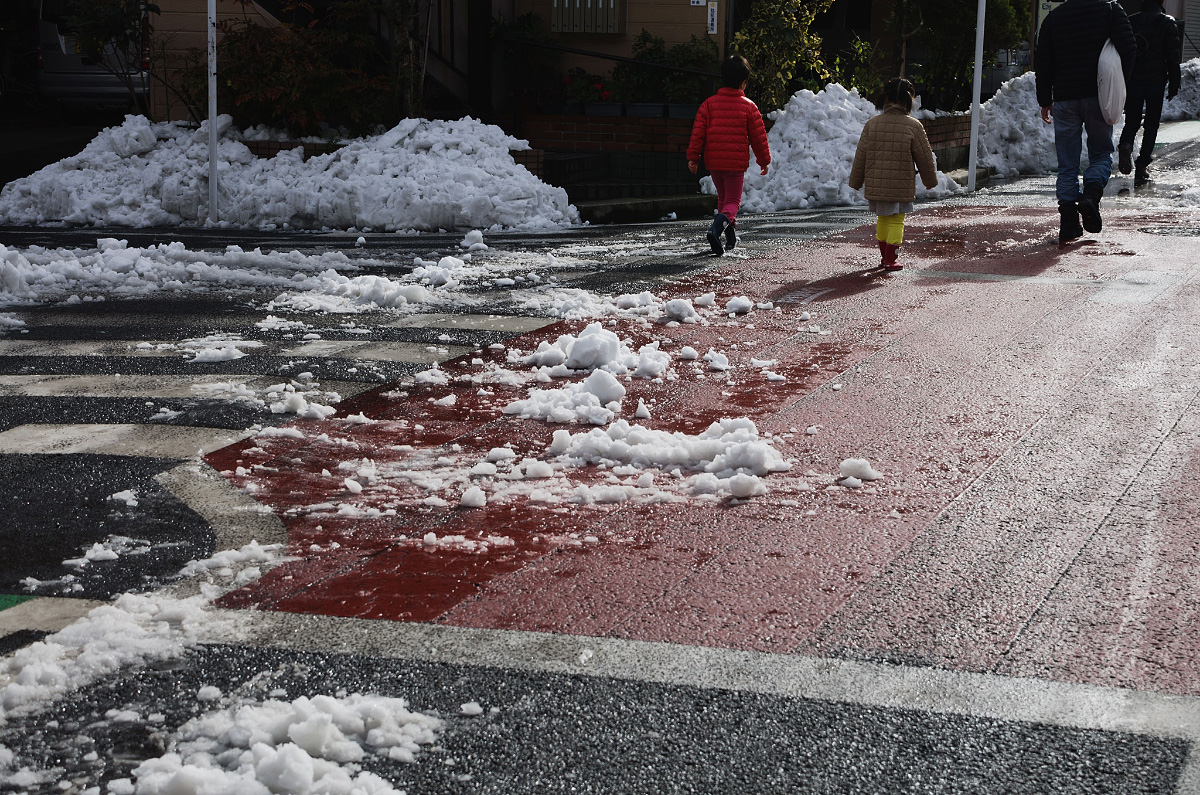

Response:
(1034, 0), (1136, 107)
(1129, 4), (1182, 94)
(687, 87), (771, 172)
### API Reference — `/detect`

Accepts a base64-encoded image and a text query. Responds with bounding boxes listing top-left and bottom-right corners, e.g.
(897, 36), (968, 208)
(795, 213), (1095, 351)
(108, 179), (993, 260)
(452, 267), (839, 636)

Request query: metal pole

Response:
(207, 0), (219, 223)
(968, 0), (986, 192)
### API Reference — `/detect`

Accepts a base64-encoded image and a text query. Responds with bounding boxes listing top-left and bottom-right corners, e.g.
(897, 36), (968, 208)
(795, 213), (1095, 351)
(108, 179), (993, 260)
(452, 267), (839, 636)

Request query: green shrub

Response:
(827, 34), (885, 102)
(563, 67), (614, 105)
(612, 30), (718, 104)
(663, 35), (719, 103)
(66, 0), (161, 115)
(731, 0), (835, 111)
(190, 0), (411, 137)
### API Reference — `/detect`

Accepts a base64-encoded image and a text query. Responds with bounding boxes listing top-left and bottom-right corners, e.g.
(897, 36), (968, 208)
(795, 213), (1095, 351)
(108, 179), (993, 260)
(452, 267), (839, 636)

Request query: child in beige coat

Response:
(848, 78), (939, 270)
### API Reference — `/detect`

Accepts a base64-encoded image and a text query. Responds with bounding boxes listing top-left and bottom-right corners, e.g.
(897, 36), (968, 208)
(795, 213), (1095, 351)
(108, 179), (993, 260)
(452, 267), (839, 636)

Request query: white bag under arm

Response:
(1097, 38), (1126, 125)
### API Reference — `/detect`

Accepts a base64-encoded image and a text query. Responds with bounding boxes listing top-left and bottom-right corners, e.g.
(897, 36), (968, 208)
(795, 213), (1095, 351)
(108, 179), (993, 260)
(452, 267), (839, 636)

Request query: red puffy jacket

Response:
(687, 87), (771, 172)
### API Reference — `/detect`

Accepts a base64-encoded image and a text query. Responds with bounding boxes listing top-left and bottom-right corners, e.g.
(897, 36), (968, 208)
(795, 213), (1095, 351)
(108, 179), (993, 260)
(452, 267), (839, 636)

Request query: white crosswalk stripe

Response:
(0, 307), (557, 458)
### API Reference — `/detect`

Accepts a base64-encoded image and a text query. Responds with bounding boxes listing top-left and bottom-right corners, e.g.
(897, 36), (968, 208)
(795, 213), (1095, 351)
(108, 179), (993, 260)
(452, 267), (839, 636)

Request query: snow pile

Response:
(976, 72), (1057, 177)
(722, 83), (960, 213)
(311, 414), (793, 511)
(0, 541), (447, 792)
(1162, 58), (1200, 121)
(837, 457), (884, 489)
(119, 694), (442, 795)
(548, 417), (791, 498)
(976, 61), (1200, 176)
(0, 114), (579, 232)
(0, 594), (210, 725)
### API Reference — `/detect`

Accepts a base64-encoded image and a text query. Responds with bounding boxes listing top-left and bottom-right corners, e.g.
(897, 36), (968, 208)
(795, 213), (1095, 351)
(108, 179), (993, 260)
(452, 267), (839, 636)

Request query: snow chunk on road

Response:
(504, 370), (627, 425)
(522, 323), (671, 378)
(124, 693), (442, 794)
(840, 457), (884, 481)
(548, 417), (790, 486)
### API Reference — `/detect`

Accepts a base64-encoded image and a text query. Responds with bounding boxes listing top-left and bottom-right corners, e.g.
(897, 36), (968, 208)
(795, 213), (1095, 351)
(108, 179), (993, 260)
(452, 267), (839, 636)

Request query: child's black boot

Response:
(724, 222), (737, 250)
(707, 213), (728, 255)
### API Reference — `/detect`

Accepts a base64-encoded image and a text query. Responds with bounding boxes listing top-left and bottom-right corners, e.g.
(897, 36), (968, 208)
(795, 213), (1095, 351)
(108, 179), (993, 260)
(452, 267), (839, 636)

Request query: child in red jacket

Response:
(687, 55), (771, 255)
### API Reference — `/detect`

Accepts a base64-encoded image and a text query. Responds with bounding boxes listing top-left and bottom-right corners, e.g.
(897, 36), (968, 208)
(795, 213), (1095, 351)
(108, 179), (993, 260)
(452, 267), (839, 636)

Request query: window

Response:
(551, 0), (620, 34)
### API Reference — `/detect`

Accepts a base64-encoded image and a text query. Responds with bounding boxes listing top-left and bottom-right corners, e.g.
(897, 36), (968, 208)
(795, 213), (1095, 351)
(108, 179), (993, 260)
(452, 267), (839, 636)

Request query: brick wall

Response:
(521, 111), (974, 156)
(921, 115), (973, 150)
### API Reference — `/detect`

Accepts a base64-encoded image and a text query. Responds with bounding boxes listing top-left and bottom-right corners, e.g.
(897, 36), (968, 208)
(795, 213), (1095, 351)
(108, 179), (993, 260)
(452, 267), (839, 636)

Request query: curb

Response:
(946, 166), (996, 187)
(574, 193), (717, 224)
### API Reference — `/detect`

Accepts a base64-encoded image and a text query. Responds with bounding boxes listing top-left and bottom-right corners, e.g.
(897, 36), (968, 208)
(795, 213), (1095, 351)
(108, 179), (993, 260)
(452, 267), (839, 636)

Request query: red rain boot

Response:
(882, 243), (902, 271)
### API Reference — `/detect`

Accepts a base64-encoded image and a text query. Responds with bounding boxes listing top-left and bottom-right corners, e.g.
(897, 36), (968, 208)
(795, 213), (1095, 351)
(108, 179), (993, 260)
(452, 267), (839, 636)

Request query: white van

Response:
(36, 0), (148, 109)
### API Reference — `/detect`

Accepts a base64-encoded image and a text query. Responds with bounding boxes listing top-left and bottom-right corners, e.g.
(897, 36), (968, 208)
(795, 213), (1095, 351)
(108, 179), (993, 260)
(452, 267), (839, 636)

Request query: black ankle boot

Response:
(724, 222), (736, 250)
(1078, 182), (1103, 233)
(1118, 144), (1133, 175)
(707, 213), (728, 255)
(1058, 201), (1083, 243)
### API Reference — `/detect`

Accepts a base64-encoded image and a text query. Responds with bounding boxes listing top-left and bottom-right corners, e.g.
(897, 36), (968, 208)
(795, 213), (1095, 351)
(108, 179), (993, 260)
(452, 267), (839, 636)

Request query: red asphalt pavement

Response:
(206, 203), (1200, 699)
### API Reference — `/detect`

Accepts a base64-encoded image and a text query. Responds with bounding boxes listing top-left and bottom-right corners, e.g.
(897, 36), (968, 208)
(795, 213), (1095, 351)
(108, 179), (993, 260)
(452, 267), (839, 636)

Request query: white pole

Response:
(207, 0), (219, 223)
(968, 0), (986, 192)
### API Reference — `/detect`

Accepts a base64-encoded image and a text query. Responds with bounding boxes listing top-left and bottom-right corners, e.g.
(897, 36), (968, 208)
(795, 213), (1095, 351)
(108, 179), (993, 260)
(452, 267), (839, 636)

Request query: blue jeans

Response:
(1053, 97), (1114, 203)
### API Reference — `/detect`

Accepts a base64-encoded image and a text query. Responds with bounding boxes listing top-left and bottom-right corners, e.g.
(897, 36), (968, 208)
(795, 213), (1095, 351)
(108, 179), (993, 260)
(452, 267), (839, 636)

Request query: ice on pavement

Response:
(0, 541), (449, 793)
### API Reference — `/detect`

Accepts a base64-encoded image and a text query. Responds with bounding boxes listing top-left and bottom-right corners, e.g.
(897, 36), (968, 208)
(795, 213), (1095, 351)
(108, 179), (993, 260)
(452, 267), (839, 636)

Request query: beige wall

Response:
(150, 0), (273, 122)
(516, 0), (722, 77)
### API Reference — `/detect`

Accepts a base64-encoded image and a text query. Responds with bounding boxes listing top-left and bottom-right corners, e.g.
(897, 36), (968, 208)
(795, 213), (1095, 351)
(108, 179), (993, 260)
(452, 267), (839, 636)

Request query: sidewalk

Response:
(208, 201), (1200, 669)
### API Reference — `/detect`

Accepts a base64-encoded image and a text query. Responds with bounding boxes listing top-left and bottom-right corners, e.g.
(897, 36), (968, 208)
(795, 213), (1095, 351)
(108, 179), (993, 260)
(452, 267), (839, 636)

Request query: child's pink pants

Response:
(710, 170), (745, 226)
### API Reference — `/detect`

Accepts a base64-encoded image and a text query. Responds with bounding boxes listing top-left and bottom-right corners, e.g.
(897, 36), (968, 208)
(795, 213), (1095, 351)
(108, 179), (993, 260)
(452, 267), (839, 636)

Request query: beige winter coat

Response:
(848, 104), (938, 203)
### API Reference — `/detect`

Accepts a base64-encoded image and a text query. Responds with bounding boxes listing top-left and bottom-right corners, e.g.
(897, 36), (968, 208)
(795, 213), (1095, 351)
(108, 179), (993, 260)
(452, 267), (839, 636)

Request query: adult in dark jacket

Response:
(1035, 0), (1135, 242)
(1117, 0), (1182, 186)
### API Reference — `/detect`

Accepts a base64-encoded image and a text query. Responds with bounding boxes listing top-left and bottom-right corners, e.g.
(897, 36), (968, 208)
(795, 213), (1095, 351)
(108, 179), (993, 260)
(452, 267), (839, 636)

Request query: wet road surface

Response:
(3, 125), (1200, 792)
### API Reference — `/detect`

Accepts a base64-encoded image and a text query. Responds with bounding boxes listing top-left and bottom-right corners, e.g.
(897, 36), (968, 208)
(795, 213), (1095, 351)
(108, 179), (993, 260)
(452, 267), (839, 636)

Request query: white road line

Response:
(1156, 120), (1200, 145)
(0, 597), (106, 635)
(382, 313), (557, 333)
(0, 340), (182, 357)
(155, 461), (287, 551)
(281, 339), (474, 362)
(0, 374), (258, 398)
(0, 462), (285, 637)
(918, 269), (1102, 286)
(200, 610), (1200, 791)
(0, 374), (374, 399)
(0, 423), (255, 458)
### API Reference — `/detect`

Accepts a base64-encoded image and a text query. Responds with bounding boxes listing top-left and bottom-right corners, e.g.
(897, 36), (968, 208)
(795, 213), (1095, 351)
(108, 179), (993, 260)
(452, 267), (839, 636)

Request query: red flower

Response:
(601, 90), (612, 100)
(593, 82), (603, 90)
